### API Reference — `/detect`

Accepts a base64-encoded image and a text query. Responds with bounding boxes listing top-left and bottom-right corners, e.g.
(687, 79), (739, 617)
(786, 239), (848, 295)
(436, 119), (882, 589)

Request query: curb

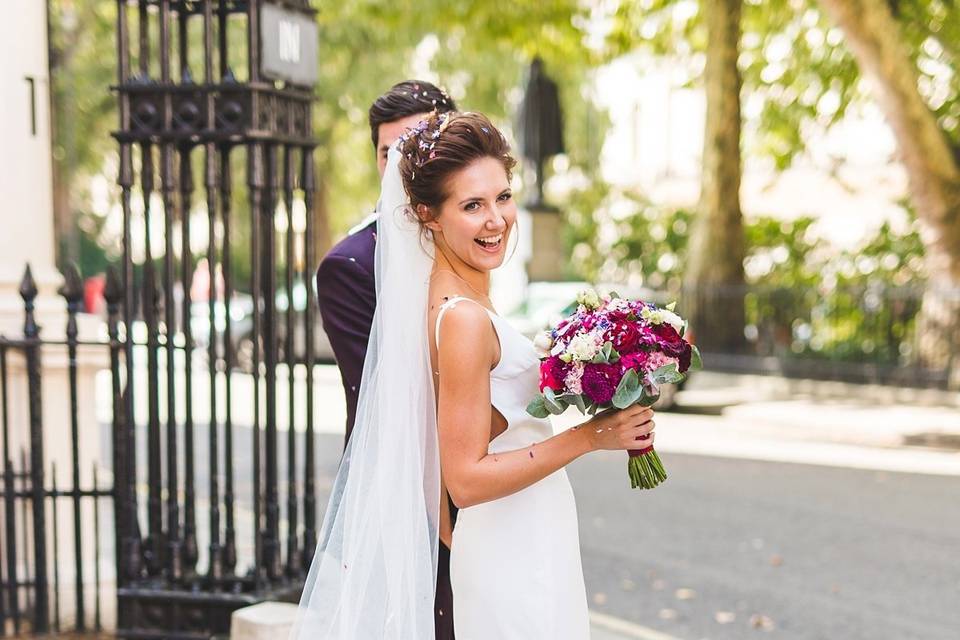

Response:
(590, 611), (683, 640)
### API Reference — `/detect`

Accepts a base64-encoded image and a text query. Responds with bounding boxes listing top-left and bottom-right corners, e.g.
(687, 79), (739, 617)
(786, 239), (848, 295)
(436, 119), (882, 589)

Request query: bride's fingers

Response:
(625, 405), (653, 420)
(623, 429), (655, 449)
(615, 406), (653, 428)
(621, 415), (654, 433)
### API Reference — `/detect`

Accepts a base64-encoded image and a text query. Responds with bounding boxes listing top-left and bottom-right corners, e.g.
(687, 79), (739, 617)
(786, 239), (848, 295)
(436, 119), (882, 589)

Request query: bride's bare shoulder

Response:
(430, 294), (491, 349)
(433, 301), (496, 382)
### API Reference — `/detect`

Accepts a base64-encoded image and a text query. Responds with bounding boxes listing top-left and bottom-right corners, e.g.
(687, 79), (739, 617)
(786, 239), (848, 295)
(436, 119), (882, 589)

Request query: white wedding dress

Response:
(435, 296), (591, 639)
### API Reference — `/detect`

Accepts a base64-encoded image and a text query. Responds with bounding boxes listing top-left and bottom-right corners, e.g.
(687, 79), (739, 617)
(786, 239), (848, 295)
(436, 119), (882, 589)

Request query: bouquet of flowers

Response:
(526, 289), (701, 489)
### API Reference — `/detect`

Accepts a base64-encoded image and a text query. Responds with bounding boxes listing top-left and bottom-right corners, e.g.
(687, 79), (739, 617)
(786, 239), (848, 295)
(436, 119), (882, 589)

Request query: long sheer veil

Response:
(289, 145), (440, 639)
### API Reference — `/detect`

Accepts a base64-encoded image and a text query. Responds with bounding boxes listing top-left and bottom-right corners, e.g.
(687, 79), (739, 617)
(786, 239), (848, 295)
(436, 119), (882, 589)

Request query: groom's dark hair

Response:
(369, 80), (457, 149)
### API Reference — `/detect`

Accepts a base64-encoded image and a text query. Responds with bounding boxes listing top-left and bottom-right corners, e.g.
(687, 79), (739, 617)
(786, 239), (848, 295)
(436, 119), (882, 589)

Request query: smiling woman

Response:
(392, 113), (653, 639)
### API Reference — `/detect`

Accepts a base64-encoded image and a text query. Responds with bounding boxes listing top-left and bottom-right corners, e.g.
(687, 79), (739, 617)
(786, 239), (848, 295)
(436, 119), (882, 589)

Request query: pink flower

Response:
(563, 362), (585, 394)
(645, 351), (677, 373)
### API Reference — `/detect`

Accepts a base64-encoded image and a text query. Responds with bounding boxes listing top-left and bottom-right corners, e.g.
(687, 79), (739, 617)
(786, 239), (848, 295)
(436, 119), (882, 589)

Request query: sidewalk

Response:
(677, 370), (960, 452)
(662, 371), (960, 476)
(551, 370), (960, 476)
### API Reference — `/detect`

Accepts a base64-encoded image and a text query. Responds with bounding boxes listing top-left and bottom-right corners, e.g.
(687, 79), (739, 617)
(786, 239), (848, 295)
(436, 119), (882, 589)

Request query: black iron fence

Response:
(681, 282), (959, 389)
(0, 1), (323, 638)
(0, 267), (114, 635)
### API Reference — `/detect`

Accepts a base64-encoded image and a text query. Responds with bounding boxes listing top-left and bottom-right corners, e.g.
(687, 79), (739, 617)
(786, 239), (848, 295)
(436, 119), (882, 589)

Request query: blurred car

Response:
(233, 281), (336, 371)
(504, 281), (693, 410)
(190, 293), (254, 355)
(190, 284), (336, 372)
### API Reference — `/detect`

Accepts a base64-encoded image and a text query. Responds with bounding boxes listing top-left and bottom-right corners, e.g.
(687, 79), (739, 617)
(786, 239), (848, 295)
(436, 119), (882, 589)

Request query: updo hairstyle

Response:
(397, 111), (517, 229)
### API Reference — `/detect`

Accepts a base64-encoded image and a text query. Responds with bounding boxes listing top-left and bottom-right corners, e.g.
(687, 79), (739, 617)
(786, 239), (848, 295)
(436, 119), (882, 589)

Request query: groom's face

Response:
(376, 112), (432, 177)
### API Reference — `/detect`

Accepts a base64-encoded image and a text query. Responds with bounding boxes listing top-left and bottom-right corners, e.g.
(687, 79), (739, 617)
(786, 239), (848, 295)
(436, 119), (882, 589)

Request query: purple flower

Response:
(581, 363), (622, 404)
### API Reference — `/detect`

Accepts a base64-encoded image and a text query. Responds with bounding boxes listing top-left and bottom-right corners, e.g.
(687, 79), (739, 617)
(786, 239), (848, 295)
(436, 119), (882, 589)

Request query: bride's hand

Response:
(580, 405), (655, 452)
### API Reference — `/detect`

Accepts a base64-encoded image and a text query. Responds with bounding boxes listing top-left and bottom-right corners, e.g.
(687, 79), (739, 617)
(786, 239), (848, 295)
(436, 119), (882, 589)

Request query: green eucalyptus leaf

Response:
(639, 384), (660, 407)
(545, 396), (567, 415)
(526, 395), (551, 419)
(690, 345), (703, 370)
(652, 362), (684, 385)
(543, 387), (567, 415)
(612, 369), (641, 409)
(568, 393), (587, 414)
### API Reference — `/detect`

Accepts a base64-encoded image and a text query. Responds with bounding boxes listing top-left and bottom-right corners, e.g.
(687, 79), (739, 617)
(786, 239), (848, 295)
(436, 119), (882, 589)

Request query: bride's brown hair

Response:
(398, 111), (517, 229)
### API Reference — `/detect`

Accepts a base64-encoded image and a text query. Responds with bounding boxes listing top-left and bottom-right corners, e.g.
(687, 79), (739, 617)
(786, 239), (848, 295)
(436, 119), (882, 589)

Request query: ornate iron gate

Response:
(110, 0), (319, 637)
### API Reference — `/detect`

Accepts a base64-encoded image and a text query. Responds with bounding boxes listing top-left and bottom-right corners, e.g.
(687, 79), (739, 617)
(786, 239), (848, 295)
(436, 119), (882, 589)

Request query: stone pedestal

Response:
(231, 602), (299, 640)
(526, 207), (567, 282)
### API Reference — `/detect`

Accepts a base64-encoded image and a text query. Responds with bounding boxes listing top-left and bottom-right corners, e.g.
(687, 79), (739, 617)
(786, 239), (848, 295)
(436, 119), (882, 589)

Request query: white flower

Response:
(641, 306), (686, 333)
(533, 331), (554, 358)
(550, 339), (566, 357)
(575, 289), (601, 309)
(660, 309), (686, 333)
(607, 297), (631, 313)
(566, 333), (600, 361)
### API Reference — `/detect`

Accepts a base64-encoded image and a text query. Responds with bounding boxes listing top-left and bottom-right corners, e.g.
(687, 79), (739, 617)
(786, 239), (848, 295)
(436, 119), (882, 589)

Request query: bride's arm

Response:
(436, 304), (654, 509)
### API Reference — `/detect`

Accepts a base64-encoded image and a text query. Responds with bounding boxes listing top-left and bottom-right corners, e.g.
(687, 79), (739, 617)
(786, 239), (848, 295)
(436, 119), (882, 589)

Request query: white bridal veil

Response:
(289, 145), (440, 639)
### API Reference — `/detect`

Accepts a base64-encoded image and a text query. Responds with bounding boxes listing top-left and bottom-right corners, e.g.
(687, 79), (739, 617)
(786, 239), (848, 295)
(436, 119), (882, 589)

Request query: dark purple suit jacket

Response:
(316, 217), (455, 639)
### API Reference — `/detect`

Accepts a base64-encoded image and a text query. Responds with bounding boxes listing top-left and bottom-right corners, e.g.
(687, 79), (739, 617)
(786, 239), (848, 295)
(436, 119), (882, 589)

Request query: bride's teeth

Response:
(476, 233), (503, 247)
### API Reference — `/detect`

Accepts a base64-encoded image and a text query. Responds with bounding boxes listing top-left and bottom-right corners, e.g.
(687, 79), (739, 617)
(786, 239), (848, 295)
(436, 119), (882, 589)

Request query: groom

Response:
(316, 80), (457, 639)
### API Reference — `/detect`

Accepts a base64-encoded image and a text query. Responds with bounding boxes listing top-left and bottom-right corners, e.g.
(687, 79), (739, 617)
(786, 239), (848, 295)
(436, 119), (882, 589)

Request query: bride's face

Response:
(424, 156), (516, 272)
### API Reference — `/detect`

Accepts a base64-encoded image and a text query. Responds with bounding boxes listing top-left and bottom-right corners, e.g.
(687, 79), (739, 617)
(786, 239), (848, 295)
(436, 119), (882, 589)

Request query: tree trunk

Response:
(818, 0), (960, 386)
(683, 0), (747, 353)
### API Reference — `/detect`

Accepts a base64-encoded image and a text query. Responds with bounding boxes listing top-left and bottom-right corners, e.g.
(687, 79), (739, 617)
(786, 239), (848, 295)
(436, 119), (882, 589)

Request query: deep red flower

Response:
(605, 320), (643, 353)
(651, 322), (683, 345)
(539, 356), (568, 392)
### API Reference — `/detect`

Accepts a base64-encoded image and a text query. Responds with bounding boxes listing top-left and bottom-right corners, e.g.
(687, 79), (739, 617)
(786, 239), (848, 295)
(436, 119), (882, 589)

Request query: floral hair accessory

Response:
(399, 111), (458, 176)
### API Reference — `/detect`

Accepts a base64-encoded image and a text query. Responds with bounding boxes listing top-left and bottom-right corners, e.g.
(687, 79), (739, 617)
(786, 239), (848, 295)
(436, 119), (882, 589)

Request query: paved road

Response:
(119, 364), (958, 640)
(568, 450), (960, 640)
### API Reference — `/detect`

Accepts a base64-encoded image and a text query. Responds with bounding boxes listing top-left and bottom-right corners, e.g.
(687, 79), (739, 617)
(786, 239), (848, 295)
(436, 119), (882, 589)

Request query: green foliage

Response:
(563, 182), (693, 290)
(564, 183), (927, 366)
(52, 0), (604, 281)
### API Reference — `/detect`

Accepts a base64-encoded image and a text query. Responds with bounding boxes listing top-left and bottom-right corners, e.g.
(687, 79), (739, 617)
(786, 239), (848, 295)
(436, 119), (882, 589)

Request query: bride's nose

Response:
(484, 210), (507, 233)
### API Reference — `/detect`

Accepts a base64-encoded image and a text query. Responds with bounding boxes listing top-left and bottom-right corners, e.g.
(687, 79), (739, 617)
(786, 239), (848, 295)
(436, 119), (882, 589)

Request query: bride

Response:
(290, 111), (656, 639)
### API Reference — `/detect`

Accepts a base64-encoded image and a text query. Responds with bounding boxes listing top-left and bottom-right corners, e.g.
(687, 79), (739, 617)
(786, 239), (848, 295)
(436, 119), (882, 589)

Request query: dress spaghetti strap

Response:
(434, 295), (475, 349)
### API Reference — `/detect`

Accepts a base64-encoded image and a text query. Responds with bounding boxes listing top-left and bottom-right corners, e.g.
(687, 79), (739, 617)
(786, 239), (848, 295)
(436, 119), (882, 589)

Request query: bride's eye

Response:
(464, 201), (481, 212)
(497, 192), (512, 202)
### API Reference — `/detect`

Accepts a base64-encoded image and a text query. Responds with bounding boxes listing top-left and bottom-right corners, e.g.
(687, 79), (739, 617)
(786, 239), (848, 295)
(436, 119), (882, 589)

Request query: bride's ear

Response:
(417, 204), (442, 233)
